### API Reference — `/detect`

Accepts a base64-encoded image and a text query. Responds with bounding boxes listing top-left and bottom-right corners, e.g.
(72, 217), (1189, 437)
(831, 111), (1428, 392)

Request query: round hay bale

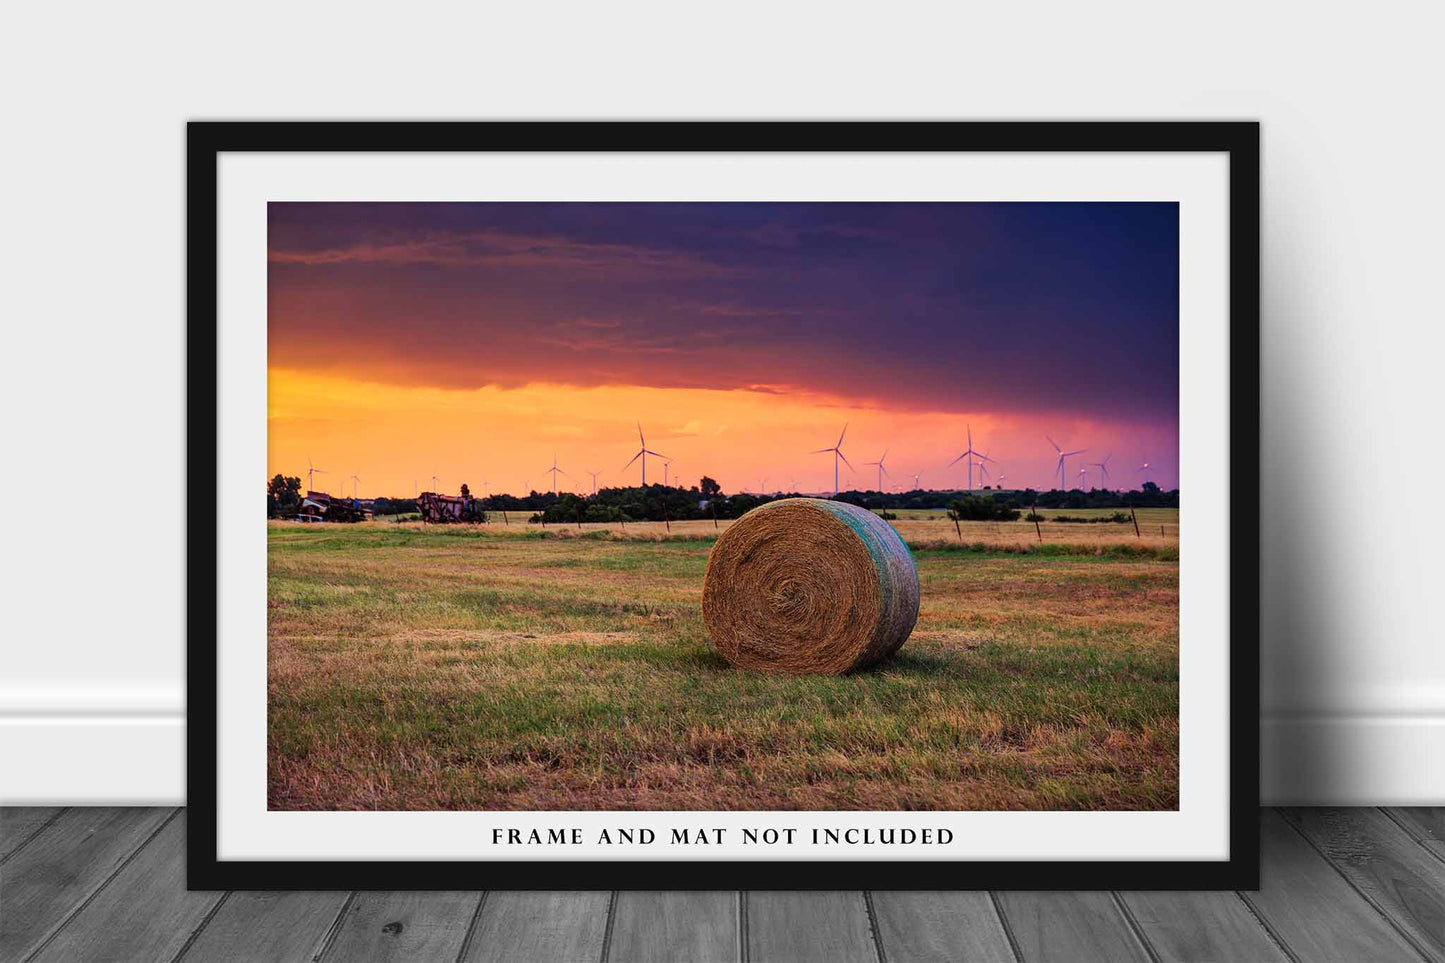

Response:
(702, 498), (920, 674)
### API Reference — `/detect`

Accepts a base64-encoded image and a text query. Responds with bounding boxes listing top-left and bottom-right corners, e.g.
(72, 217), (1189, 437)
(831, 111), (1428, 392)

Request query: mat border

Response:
(187, 120), (1260, 891)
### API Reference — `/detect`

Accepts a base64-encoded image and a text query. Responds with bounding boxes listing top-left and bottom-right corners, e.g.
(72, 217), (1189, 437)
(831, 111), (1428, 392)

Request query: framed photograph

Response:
(189, 121), (1259, 889)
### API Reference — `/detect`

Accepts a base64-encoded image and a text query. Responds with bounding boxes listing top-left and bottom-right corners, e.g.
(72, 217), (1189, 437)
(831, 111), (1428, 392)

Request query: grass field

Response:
(377, 507), (1179, 548)
(268, 512), (1179, 812)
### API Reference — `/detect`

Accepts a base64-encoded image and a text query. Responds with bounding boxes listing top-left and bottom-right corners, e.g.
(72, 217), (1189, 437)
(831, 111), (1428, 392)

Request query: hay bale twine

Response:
(702, 498), (920, 674)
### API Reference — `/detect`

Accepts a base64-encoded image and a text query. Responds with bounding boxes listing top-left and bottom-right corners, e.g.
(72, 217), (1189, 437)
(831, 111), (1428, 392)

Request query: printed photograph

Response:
(266, 201), (1181, 812)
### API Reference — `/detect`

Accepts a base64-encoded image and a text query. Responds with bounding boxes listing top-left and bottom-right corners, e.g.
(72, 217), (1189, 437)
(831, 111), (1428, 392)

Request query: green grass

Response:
(268, 522), (1179, 812)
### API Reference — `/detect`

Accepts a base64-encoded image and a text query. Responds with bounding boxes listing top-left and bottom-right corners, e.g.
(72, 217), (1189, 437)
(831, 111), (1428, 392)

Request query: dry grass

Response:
(268, 518), (1179, 812)
(373, 505), (1179, 549)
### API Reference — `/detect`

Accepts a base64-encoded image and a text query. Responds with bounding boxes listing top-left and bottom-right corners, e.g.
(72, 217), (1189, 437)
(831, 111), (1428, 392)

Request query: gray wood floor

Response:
(1, 808), (1441, 962)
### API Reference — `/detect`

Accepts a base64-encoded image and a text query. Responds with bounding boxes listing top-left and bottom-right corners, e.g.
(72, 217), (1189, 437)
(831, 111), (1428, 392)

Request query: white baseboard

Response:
(3, 708), (1442, 806)
(0, 715), (185, 804)
(1261, 715), (1445, 804)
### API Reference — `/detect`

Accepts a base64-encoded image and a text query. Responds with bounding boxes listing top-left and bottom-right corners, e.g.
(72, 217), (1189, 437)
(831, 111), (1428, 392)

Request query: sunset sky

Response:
(268, 202), (1179, 497)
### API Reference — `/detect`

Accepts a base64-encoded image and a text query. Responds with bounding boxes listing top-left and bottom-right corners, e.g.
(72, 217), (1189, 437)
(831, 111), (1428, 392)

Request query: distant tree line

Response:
(947, 496), (1021, 522)
(832, 481), (1177, 511)
(270, 472), (1177, 522)
(371, 496), (421, 516)
(526, 476), (752, 525)
(526, 479), (1176, 525)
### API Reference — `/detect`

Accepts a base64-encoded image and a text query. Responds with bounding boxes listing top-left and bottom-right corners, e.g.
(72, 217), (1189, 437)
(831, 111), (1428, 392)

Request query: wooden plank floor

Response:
(1, 809), (1440, 962)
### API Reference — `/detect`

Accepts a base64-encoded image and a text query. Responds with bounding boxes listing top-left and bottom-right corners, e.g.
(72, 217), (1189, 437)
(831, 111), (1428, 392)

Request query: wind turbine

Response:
(430, 473), (440, 494)
(1136, 456), (1153, 488)
(811, 422), (854, 495)
(995, 473), (1007, 488)
(756, 477), (770, 495)
(662, 461), (672, 487)
(1090, 454), (1113, 490)
(1077, 466), (1090, 490)
(586, 470), (602, 495)
(863, 449), (890, 492)
(306, 455), (326, 493)
(543, 453), (569, 495)
(947, 425), (993, 491)
(975, 453), (992, 487)
(1047, 436), (1087, 491)
(623, 423), (667, 486)
(912, 471), (922, 491)
(349, 471), (361, 500)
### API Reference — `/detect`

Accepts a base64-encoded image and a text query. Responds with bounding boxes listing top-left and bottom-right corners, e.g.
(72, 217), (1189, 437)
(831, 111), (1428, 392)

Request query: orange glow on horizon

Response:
(268, 368), (1177, 498)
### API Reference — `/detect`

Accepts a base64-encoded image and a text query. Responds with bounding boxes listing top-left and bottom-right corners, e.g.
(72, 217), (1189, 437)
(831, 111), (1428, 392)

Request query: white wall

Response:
(2, 2), (1441, 804)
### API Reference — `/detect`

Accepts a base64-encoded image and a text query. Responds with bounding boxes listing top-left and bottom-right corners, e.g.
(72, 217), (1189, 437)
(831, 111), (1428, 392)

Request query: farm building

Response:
(295, 491), (371, 523)
(417, 491), (484, 523)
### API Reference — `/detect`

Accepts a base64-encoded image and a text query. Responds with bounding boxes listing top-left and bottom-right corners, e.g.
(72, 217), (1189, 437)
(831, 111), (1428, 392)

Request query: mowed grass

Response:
(268, 521), (1179, 812)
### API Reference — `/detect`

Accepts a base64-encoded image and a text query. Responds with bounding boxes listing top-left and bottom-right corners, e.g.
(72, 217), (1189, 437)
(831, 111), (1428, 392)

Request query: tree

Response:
(267, 474), (302, 518)
(372, 496), (418, 517)
(460, 482), (471, 498)
(700, 475), (721, 498)
(730, 493), (759, 516)
(948, 496), (1020, 522)
(584, 503), (622, 522)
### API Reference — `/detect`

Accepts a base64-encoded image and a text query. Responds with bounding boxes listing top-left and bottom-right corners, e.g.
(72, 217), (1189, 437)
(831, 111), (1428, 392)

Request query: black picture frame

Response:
(188, 120), (1260, 891)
